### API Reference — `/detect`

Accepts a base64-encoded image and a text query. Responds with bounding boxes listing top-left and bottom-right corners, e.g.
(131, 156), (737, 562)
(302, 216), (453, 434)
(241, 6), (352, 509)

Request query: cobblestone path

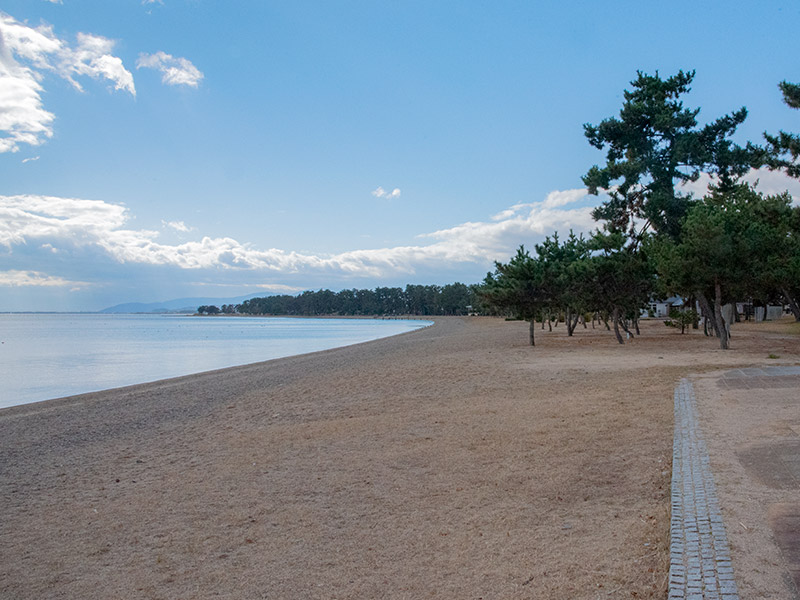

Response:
(670, 379), (739, 600)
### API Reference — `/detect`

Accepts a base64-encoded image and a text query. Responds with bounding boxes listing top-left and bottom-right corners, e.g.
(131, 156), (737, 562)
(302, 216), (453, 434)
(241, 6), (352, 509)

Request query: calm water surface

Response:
(0, 314), (431, 408)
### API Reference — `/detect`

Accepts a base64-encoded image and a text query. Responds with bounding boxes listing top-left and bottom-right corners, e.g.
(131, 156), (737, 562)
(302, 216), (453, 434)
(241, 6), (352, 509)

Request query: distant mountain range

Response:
(100, 292), (270, 314)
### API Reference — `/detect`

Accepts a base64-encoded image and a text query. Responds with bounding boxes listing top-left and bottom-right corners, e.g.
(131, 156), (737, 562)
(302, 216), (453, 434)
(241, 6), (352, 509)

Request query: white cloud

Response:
(44, 0), (63, 4)
(0, 269), (88, 288)
(420, 192), (596, 260)
(678, 168), (800, 202)
(252, 283), (305, 293)
(0, 13), (202, 155)
(0, 12), (136, 152)
(542, 188), (588, 209)
(162, 219), (193, 233)
(0, 194), (133, 248)
(0, 15), (135, 95)
(66, 33), (135, 95)
(0, 189), (598, 281)
(195, 281), (305, 294)
(21, 155), (39, 163)
(371, 186), (401, 199)
(0, 28), (56, 152)
(136, 51), (203, 87)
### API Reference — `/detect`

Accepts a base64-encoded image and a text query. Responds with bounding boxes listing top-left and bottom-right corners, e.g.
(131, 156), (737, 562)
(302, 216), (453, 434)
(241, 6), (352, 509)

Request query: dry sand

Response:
(1, 316), (798, 599)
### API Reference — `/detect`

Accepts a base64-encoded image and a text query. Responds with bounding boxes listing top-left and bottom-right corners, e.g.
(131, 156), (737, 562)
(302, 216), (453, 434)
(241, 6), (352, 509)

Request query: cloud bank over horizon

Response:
(3, 166), (799, 311)
(0, 187), (598, 305)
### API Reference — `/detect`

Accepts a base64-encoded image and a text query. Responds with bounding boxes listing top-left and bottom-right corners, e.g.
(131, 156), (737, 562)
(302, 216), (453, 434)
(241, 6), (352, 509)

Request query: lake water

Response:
(0, 314), (431, 409)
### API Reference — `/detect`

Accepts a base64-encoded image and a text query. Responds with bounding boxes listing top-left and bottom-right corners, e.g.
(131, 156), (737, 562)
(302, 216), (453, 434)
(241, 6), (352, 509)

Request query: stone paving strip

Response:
(670, 379), (739, 600)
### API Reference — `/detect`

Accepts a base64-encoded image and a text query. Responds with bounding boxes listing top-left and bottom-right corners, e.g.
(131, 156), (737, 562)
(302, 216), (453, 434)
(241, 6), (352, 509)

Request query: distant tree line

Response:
(197, 304), (239, 315)
(198, 283), (481, 317)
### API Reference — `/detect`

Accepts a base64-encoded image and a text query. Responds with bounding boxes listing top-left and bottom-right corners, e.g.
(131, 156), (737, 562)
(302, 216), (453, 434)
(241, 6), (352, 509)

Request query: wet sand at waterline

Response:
(2, 316), (799, 599)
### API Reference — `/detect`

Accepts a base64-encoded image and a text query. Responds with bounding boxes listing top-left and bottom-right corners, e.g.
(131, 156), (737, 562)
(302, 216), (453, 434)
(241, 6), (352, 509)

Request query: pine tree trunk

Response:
(620, 319), (634, 337)
(697, 292), (719, 338)
(612, 307), (624, 344)
(714, 281), (729, 350)
(689, 295), (699, 329)
(634, 317), (640, 336)
(566, 310), (580, 336)
(528, 318), (535, 346)
(783, 288), (800, 322)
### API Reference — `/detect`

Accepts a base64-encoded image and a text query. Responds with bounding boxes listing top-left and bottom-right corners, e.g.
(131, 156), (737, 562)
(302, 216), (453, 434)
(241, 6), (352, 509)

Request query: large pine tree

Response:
(583, 70), (760, 242)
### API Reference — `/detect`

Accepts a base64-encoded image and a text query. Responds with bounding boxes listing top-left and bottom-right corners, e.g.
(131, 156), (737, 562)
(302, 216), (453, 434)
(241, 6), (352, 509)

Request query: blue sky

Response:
(2, 0), (800, 311)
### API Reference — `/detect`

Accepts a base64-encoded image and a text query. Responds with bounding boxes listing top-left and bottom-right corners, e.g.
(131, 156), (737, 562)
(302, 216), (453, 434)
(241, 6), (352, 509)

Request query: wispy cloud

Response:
(162, 219), (193, 233)
(371, 186), (401, 200)
(137, 51), (203, 87)
(192, 281), (306, 294)
(0, 269), (88, 288)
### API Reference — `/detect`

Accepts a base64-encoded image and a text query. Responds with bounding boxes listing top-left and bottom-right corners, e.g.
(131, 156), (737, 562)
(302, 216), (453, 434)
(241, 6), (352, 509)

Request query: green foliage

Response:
(668, 308), (698, 333)
(480, 229), (654, 344)
(580, 230), (654, 343)
(584, 70), (761, 241)
(197, 305), (220, 315)
(780, 81), (800, 109)
(652, 183), (799, 304)
(535, 231), (591, 323)
(649, 182), (800, 346)
(765, 80), (800, 178)
(480, 245), (545, 322)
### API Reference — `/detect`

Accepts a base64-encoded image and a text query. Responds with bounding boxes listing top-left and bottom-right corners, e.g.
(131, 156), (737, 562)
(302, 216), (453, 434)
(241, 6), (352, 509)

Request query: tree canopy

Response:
(583, 70), (761, 242)
(481, 246), (545, 345)
(649, 183), (800, 348)
(480, 231), (652, 345)
(480, 69), (800, 350)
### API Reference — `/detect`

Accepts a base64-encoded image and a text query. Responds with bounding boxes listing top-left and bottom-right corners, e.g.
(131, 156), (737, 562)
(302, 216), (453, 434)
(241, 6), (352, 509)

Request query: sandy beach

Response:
(2, 316), (798, 599)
